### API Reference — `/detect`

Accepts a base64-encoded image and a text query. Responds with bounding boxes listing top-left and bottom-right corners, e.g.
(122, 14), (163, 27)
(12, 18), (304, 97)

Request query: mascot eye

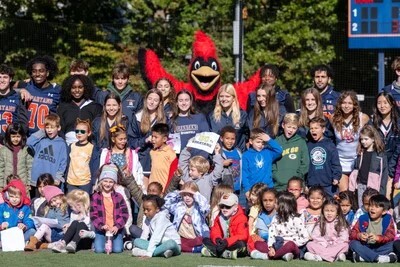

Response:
(194, 61), (201, 70)
(211, 61), (218, 71)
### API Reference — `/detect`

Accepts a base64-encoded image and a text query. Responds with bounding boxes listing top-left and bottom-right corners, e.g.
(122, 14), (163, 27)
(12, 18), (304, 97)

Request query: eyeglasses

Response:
(75, 129), (86, 134)
(219, 204), (233, 210)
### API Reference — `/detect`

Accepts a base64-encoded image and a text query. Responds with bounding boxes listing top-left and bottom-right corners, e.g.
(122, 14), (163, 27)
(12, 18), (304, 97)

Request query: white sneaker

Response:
(337, 253), (346, 262)
(132, 248), (149, 257)
(222, 249), (237, 259)
(250, 250), (269, 260)
(163, 250), (174, 258)
(377, 255), (390, 263)
(282, 252), (294, 261)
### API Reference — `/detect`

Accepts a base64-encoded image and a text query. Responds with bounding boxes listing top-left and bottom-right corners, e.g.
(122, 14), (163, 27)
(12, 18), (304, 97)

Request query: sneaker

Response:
(52, 240), (67, 253)
(377, 255), (390, 263)
(388, 252), (398, 263)
(124, 241), (133, 250)
(192, 245), (203, 253)
(353, 252), (365, 262)
(201, 247), (212, 257)
(282, 253), (294, 262)
(163, 249), (174, 258)
(132, 248), (149, 257)
(250, 250), (268, 260)
(337, 253), (346, 262)
(222, 249), (237, 260)
(66, 241), (77, 253)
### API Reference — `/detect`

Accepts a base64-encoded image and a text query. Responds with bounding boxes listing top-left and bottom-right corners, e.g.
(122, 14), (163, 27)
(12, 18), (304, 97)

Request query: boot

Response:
(38, 242), (48, 249)
(24, 236), (39, 251)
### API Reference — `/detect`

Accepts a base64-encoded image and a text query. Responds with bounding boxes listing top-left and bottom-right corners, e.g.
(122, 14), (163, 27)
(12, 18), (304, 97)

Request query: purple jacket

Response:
(90, 191), (128, 231)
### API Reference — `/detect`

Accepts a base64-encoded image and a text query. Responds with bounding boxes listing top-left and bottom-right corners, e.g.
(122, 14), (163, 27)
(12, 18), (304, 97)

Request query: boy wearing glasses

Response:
(201, 193), (248, 259)
(242, 128), (282, 201)
(27, 114), (67, 197)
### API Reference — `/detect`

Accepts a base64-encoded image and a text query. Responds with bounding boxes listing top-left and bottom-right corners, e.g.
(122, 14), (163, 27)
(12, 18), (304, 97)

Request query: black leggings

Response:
(203, 238), (247, 257)
(63, 221), (92, 250)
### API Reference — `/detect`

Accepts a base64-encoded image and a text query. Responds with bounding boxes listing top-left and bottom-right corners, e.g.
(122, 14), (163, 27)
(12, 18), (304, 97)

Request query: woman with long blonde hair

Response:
(331, 91), (369, 192)
(298, 87), (334, 141)
(207, 84), (248, 151)
(132, 88), (166, 175)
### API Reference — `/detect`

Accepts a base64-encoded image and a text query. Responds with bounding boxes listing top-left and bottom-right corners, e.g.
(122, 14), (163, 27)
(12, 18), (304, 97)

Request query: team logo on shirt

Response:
(127, 99), (136, 108)
(18, 211), (24, 219)
(3, 211), (10, 218)
(38, 145), (56, 163)
(310, 147), (326, 166)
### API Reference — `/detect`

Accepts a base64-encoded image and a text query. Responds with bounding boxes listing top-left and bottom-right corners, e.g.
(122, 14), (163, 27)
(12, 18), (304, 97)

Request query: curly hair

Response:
(26, 55), (58, 80)
(60, 75), (94, 102)
(0, 64), (14, 78)
(332, 91), (361, 134)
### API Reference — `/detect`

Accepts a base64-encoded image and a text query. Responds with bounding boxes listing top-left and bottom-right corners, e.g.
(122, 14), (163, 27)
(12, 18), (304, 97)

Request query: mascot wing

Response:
(138, 48), (189, 91)
(234, 69), (262, 111)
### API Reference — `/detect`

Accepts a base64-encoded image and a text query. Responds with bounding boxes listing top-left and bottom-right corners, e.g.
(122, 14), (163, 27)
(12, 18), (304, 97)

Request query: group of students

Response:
(1, 54), (400, 262)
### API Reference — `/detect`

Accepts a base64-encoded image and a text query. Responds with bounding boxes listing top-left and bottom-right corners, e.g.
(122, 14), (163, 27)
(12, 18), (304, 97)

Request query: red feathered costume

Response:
(139, 31), (261, 113)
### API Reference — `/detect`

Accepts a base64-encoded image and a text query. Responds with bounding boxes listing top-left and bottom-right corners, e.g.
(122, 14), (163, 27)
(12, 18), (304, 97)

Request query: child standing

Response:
(0, 123), (32, 192)
(132, 195), (181, 258)
(305, 199), (349, 262)
(242, 128), (282, 197)
(201, 193), (248, 259)
(66, 119), (94, 194)
(51, 189), (92, 253)
(338, 190), (357, 225)
(90, 164), (128, 254)
(149, 123), (177, 191)
(349, 125), (388, 206)
(31, 173), (55, 217)
(25, 185), (70, 251)
(219, 126), (242, 192)
(273, 113), (309, 191)
(267, 191), (310, 261)
(163, 182), (210, 253)
(249, 188), (277, 260)
(287, 177), (309, 212)
(303, 186), (326, 236)
(27, 114), (68, 195)
(180, 145), (224, 203)
(307, 117), (342, 197)
(0, 179), (35, 242)
(350, 194), (397, 263)
(100, 124), (144, 190)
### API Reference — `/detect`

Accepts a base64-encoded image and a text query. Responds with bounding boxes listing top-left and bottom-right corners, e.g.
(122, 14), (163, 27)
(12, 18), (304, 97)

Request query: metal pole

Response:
(378, 52), (385, 92)
(233, 0), (243, 82)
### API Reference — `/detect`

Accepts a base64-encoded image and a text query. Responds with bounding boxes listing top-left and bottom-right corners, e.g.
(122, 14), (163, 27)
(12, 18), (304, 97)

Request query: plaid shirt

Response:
(90, 191), (128, 231)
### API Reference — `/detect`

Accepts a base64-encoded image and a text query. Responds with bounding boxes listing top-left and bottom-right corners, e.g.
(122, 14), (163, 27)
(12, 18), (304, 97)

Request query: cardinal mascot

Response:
(138, 30), (261, 114)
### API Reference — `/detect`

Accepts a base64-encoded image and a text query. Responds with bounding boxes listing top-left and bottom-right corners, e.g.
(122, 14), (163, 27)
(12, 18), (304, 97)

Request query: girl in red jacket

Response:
(201, 193), (248, 259)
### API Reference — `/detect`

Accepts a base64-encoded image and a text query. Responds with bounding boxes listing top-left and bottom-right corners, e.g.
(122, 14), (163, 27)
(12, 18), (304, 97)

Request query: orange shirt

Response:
(149, 145), (176, 189)
(104, 195), (114, 228)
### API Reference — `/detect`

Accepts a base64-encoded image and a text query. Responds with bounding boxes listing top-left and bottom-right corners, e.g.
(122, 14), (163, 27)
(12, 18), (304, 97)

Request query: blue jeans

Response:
(350, 240), (394, 262)
(94, 230), (123, 253)
(67, 183), (92, 195)
(134, 238), (181, 257)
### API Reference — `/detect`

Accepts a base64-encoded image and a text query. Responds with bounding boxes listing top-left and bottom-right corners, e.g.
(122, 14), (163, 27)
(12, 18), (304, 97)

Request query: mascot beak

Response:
(191, 66), (220, 92)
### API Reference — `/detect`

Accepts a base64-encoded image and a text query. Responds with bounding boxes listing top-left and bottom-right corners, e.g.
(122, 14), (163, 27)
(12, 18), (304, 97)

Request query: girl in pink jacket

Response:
(305, 199), (349, 262)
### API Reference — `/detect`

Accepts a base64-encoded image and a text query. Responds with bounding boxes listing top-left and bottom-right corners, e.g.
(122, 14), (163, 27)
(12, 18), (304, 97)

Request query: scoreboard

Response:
(348, 0), (400, 48)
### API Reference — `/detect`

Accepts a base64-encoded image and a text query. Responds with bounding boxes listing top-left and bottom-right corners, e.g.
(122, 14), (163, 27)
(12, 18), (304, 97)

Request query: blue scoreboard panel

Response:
(349, 0), (400, 48)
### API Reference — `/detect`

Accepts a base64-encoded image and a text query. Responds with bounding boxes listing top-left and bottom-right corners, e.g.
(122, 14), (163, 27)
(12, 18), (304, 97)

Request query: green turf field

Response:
(0, 251), (383, 267)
